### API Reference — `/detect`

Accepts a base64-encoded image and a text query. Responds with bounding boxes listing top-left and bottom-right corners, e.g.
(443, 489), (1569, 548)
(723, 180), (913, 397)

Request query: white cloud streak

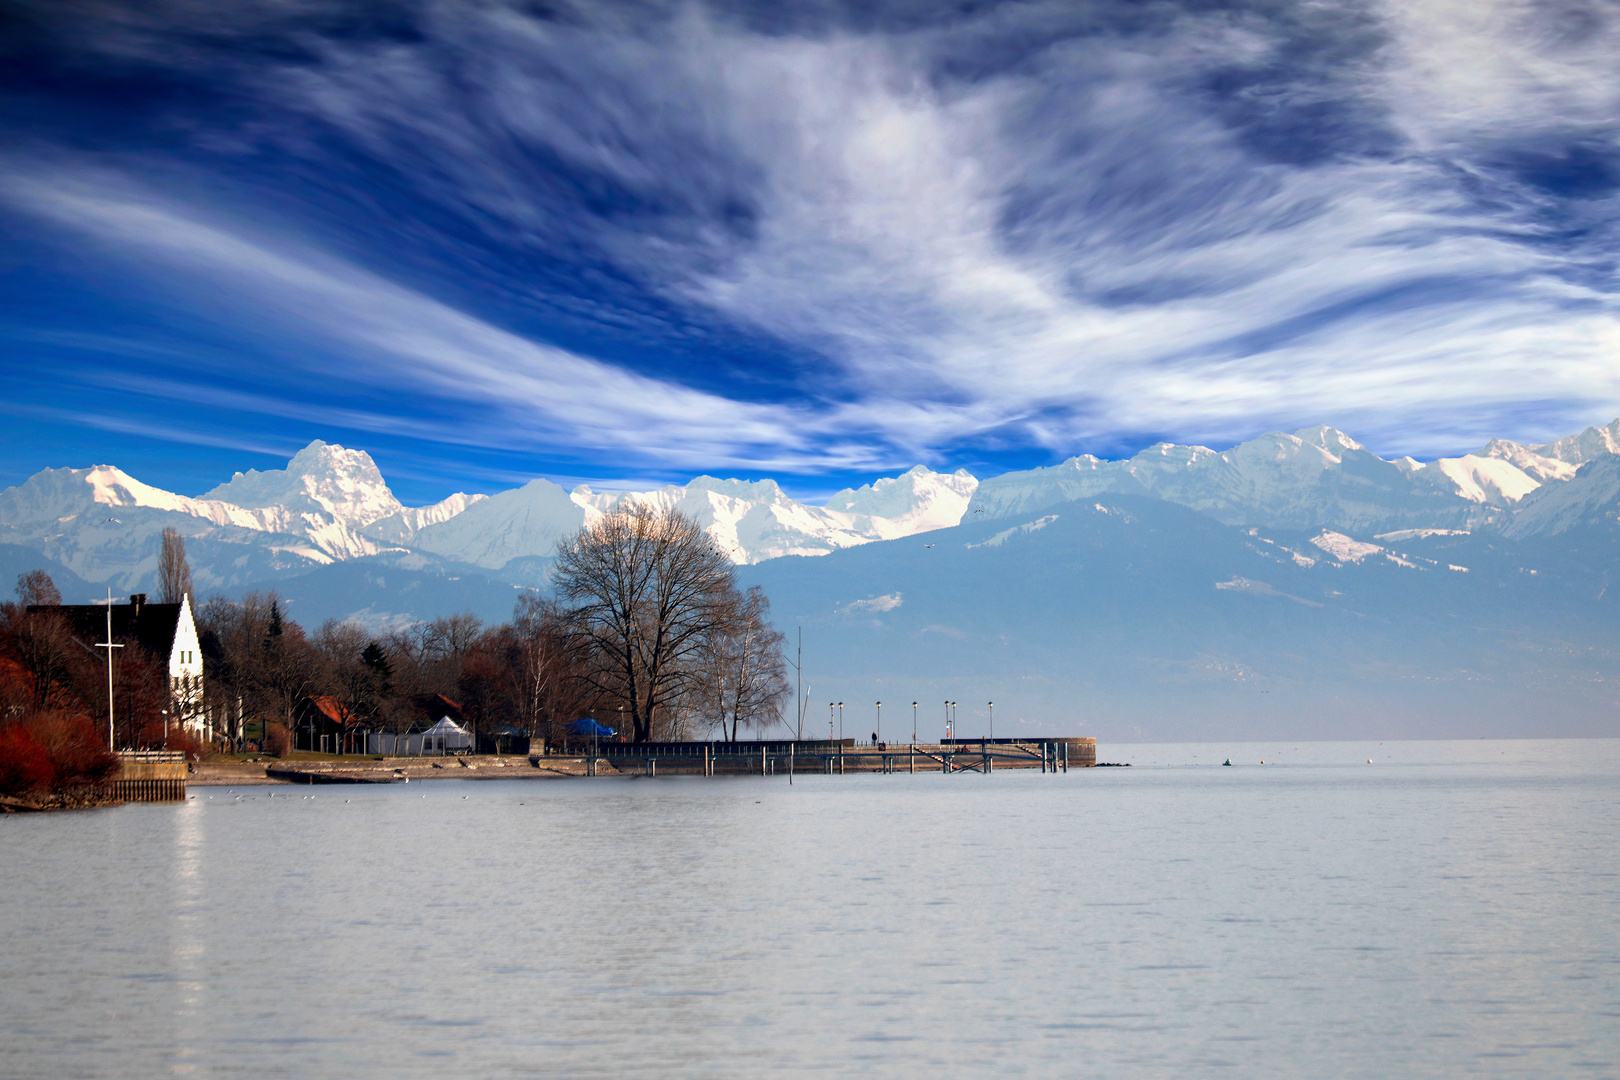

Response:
(1, 170), (871, 470)
(6, 0), (1620, 467)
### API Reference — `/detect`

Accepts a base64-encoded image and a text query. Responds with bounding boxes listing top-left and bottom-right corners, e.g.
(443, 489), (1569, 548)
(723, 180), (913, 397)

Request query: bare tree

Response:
(16, 570), (61, 607)
(506, 594), (588, 746)
(553, 505), (738, 743)
(312, 619), (381, 748)
(158, 528), (193, 605)
(421, 613), (483, 662)
(690, 586), (791, 742)
(4, 571), (73, 712)
(196, 590), (317, 751)
(373, 629), (432, 754)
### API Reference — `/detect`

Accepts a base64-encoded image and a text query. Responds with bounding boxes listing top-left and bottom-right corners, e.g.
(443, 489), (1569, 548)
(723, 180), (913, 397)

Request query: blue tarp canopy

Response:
(567, 718), (616, 738)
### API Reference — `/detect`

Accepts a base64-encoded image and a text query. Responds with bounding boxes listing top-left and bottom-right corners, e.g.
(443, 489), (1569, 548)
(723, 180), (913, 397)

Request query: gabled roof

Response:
(33, 596), (185, 660)
(302, 695), (356, 728)
(412, 693), (464, 723)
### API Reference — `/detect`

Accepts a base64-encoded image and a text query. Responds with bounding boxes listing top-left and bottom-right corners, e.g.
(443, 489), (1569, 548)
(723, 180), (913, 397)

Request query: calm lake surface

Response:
(2, 740), (1617, 1078)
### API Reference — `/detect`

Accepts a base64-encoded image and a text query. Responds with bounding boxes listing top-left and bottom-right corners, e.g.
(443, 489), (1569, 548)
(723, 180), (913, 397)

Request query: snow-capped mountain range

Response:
(1, 419), (1617, 599)
(6, 421), (1619, 737)
(965, 423), (1616, 533)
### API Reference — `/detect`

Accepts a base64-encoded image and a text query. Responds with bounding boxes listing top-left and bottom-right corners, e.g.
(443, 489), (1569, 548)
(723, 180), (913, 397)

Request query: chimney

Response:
(129, 593), (146, 614)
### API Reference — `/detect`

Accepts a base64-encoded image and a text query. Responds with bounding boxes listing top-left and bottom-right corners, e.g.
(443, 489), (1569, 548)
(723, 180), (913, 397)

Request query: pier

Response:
(188, 738), (1097, 786)
(583, 737), (1096, 777)
(112, 750), (187, 802)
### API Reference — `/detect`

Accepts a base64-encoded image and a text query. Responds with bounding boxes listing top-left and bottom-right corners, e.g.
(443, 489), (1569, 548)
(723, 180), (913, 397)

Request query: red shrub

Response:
(25, 711), (117, 787)
(0, 723), (54, 795)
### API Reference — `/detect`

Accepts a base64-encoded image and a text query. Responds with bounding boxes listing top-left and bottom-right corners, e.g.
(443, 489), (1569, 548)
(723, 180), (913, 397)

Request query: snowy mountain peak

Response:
(204, 440), (403, 527)
(1502, 454), (1620, 538)
(10, 416), (1620, 597)
(1294, 425), (1364, 456)
(83, 465), (195, 512)
(683, 476), (789, 503)
(825, 466), (978, 521)
(0, 465), (194, 528)
(1132, 443), (1216, 468)
(968, 424), (1541, 530)
(1476, 437), (1579, 482)
(1535, 418), (1620, 466)
(1419, 455), (1542, 504)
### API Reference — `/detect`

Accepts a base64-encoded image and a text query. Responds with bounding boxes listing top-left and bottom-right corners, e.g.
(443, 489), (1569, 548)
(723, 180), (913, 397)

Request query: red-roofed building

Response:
(292, 695), (359, 753)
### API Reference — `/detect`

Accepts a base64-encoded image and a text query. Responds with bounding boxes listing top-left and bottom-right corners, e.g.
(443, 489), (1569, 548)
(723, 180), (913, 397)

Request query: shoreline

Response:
(1, 789), (127, 813)
(195, 740), (1093, 785)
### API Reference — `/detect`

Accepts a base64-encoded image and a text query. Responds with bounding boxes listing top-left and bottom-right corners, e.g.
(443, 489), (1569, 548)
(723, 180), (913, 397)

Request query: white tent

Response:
(421, 716), (472, 754)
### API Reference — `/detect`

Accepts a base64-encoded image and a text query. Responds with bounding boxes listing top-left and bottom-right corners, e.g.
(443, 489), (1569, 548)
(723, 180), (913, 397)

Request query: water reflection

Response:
(0, 741), (1616, 1078)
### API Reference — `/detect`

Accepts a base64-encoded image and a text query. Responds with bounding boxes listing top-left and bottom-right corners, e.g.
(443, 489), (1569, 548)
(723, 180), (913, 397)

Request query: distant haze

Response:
(4, 418), (1619, 740)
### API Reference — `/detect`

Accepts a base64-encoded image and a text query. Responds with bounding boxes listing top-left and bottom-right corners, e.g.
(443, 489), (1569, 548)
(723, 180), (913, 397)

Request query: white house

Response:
(48, 592), (208, 738)
(168, 594), (205, 734)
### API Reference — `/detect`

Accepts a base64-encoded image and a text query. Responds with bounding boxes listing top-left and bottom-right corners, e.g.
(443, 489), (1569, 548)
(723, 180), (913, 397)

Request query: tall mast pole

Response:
(96, 588), (123, 750)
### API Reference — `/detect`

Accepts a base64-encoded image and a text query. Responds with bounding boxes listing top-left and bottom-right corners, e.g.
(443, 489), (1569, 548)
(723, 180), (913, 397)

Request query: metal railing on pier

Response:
(554, 738), (1088, 777)
(111, 750), (187, 802)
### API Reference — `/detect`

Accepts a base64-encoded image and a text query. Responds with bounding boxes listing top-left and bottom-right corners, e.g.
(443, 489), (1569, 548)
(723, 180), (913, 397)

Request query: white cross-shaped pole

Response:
(95, 588), (123, 750)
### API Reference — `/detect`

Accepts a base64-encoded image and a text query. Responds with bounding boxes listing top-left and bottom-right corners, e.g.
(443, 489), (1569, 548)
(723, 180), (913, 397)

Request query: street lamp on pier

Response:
(988, 702), (993, 741)
(875, 701), (881, 745)
(911, 701), (917, 744)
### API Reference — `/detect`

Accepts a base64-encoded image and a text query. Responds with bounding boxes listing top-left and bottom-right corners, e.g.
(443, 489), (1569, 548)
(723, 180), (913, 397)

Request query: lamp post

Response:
(911, 701), (918, 744)
(875, 701), (881, 745)
(988, 701), (993, 741)
(944, 700), (951, 741)
(837, 702), (844, 742)
(828, 702), (834, 742)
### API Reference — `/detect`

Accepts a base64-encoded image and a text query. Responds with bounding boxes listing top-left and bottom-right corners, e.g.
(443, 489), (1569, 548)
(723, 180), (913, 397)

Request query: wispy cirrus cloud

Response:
(2, 171), (859, 470)
(2, 0), (1618, 488)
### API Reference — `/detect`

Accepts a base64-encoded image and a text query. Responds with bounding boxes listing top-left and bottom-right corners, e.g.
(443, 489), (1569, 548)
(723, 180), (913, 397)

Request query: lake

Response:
(2, 739), (1617, 1078)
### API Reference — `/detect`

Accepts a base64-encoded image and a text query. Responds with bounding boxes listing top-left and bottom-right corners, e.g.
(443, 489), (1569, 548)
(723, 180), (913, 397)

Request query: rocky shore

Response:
(0, 788), (127, 812)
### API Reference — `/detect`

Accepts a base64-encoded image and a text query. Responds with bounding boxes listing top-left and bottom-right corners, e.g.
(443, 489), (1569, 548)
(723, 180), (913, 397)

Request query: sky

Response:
(1, 0), (1618, 506)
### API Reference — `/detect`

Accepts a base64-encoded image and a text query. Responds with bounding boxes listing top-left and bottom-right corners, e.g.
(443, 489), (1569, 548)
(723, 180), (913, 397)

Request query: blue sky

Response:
(2, 0), (1618, 505)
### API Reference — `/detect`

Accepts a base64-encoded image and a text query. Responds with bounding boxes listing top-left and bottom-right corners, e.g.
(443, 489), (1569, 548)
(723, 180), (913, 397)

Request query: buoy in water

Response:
(1223, 759), (1232, 766)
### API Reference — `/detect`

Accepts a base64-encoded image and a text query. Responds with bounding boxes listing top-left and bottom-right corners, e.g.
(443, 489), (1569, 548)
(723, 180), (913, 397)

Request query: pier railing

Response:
(552, 739), (856, 757)
(112, 750), (187, 802)
(554, 738), (1089, 776)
